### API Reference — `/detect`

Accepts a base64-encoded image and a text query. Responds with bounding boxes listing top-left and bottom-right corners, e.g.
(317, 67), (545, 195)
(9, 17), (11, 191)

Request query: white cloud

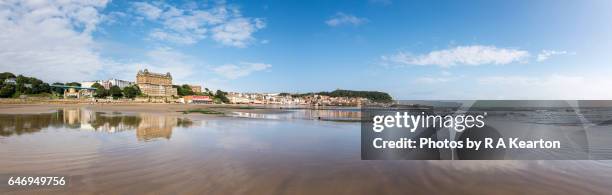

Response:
(212, 18), (266, 48)
(132, 1), (265, 47)
(0, 1), (265, 86)
(149, 29), (203, 45)
(98, 47), (200, 84)
(132, 2), (162, 20)
(325, 12), (368, 27)
(101, 11), (128, 25)
(0, 0), (110, 82)
(213, 62), (271, 79)
(381, 45), (530, 68)
(537, 50), (573, 62)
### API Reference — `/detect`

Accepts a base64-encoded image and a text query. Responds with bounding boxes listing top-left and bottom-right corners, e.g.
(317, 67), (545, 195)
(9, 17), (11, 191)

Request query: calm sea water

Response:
(1, 107), (612, 194)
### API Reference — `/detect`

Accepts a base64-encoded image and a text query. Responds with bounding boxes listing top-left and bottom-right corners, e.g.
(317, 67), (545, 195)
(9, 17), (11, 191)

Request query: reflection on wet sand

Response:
(0, 108), (194, 141)
(231, 108), (361, 121)
(303, 109), (360, 121)
(0, 112), (63, 136)
(136, 115), (193, 141)
(1, 107), (612, 194)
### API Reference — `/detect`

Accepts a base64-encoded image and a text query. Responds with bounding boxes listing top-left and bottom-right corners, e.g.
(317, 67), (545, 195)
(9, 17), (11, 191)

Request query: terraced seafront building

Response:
(136, 69), (177, 97)
(81, 79), (134, 89)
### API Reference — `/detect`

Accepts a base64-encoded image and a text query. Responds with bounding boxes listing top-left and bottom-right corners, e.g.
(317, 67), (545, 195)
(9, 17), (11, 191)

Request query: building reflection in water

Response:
(0, 108), (194, 141)
(0, 111), (63, 136)
(231, 109), (361, 121)
(136, 115), (193, 141)
(303, 109), (361, 120)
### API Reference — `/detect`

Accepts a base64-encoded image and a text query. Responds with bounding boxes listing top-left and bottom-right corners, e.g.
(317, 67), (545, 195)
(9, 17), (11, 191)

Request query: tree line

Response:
(0, 72), (229, 103)
(0, 72), (142, 99)
(91, 83), (142, 99)
(172, 84), (229, 103)
(0, 72), (51, 98)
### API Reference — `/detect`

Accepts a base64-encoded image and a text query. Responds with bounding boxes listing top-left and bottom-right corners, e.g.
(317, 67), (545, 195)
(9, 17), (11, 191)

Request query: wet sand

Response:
(1, 104), (612, 194)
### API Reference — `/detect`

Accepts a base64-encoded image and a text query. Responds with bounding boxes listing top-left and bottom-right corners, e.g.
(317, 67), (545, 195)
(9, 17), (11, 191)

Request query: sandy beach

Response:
(1, 103), (612, 194)
(0, 103), (288, 115)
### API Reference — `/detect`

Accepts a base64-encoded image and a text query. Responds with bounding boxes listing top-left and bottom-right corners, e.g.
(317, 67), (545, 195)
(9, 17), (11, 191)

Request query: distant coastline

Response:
(1, 71), (392, 106)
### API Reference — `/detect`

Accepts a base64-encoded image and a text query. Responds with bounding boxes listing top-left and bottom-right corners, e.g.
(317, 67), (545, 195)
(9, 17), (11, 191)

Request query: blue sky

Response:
(2, 0), (612, 99)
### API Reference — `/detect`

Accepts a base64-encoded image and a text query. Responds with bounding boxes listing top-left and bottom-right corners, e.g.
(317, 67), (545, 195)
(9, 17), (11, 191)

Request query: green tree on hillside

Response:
(66, 82), (81, 87)
(0, 85), (16, 98)
(109, 86), (123, 99)
(6, 75), (51, 95)
(16, 75), (28, 84)
(204, 88), (212, 96)
(287, 89), (392, 103)
(51, 82), (65, 95)
(327, 89), (392, 103)
(92, 83), (108, 98)
(173, 84), (195, 96)
(0, 72), (16, 80)
(0, 72), (61, 98)
(181, 84), (194, 96)
(122, 85), (141, 99)
(29, 78), (50, 94)
(172, 85), (181, 96)
(214, 90), (229, 104)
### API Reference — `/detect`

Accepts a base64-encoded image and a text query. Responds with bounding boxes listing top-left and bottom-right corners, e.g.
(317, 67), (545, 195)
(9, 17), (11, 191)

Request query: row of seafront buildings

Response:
(81, 69), (186, 97)
(65, 68), (367, 105)
(227, 92), (369, 106)
(72, 69), (202, 102)
(81, 79), (135, 90)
